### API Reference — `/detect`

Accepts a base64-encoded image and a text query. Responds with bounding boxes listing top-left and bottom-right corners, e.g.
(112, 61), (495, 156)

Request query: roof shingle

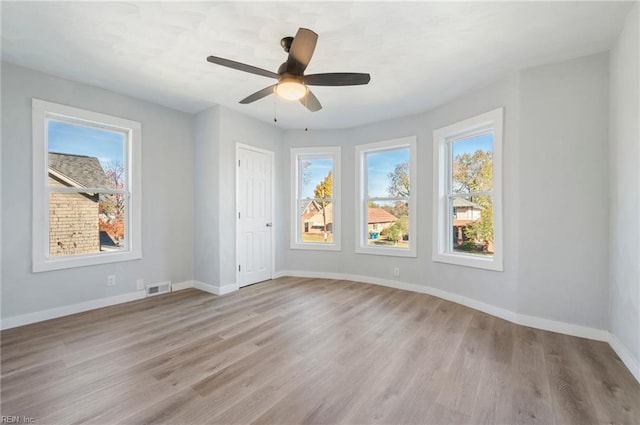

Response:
(48, 152), (111, 189)
(368, 207), (397, 224)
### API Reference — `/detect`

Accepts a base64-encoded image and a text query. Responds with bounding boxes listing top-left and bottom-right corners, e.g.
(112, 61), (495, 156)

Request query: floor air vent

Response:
(145, 281), (171, 297)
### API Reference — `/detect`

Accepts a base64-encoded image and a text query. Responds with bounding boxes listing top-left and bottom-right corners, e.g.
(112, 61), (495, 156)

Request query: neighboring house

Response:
(367, 207), (398, 233)
(306, 202), (333, 233)
(452, 197), (483, 246)
(48, 152), (110, 256)
(300, 200), (321, 233)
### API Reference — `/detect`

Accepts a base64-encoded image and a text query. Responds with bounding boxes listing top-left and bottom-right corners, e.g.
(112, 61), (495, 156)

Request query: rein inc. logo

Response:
(1, 417), (34, 424)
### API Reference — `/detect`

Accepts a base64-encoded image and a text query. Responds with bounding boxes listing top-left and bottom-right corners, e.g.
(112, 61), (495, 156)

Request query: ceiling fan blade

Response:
(239, 85), (276, 104)
(304, 73), (371, 86)
(300, 89), (322, 112)
(287, 28), (318, 75)
(207, 56), (278, 79)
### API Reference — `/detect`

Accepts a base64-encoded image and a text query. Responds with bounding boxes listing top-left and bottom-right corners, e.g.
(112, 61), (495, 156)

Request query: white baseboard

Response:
(193, 281), (238, 296)
(218, 283), (239, 295)
(609, 333), (640, 384)
(1, 279), (239, 330)
(172, 280), (195, 291)
(273, 270), (609, 342)
(0, 290), (146, 330)
(516, 312), (609, 341)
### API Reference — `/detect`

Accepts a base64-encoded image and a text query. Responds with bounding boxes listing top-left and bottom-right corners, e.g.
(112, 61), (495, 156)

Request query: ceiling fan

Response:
(206, 28), (371, 112)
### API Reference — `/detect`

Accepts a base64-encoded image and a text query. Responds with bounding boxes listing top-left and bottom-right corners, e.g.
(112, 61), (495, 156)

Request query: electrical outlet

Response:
(107, 275), (116, 286)
(136, 279), (145, 291)
(393, 267), (400, 277)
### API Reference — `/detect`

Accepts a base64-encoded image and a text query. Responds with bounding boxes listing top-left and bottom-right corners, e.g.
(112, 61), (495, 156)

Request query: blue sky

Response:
(367, 148), (409, 198)
(300, 148), (412, 199)
(301, 158), (333, 198)
(48, 119), (491, 196)
(47, 120), (125, 168)
(452, 132), (493, 158)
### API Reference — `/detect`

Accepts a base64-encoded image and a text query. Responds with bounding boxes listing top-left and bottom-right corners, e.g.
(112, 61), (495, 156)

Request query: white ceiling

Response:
(1, 1), (633, 129)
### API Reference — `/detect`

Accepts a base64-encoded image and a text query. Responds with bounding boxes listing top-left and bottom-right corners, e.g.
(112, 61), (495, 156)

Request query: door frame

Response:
(235, 142), (275, 287)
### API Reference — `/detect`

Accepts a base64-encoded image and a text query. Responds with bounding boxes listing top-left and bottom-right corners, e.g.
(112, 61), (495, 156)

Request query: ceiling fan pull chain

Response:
(273, 97), (278, 123)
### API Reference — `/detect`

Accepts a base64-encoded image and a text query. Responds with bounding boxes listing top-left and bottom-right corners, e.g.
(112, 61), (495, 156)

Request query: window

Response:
(290, 147), (341, 250)
(432, 108), (503, 271)
(32, 99), (142, 272)
(355, 136), (417, 257)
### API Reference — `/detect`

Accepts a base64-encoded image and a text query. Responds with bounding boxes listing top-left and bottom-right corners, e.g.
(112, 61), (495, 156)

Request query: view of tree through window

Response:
(450, 133), (494, 255)
(47, 119), (127, 256)
(298, 157), (334, 243)
(366, 148), (410, 248)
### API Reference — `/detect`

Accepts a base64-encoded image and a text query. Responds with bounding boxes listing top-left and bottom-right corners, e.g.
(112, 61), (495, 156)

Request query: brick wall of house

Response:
(48, 176), (100, 256)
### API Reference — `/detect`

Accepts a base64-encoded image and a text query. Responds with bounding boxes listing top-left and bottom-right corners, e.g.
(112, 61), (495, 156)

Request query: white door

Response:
(237, 145), (273, 287)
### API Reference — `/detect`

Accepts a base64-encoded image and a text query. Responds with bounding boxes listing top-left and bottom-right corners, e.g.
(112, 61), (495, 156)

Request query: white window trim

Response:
(432, 107), (503, 271)
(290, 146), (341, 251)
(355, 136), (417, 258)
(32, 98), (142, 272)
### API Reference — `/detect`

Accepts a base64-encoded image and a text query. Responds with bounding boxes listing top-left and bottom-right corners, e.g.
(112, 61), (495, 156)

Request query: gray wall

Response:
(609, 4), (640, 363)
(282, 75), (520, 314)
(193, 106), (283, 288)
(518, 53), (610, 329)
(193, 107), (221, 286)
(1, 63), (194, 318)
(281, 53), (612, 331)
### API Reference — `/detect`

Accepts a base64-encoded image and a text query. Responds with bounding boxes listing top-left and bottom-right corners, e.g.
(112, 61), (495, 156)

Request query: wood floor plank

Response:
(542, 331), (601, 425)
(510, 326), (554, 425)
(568, 337), (640, 425)
(2, 277), (639, 425)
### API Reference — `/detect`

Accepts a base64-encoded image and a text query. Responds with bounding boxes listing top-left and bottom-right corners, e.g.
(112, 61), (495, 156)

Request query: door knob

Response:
(266, 223), (273, 227)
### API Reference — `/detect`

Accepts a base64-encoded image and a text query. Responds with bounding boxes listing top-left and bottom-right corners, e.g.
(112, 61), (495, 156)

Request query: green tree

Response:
(384, 162), (411, 241)
(381, 216), (408, 244)
(453, 150), (492, 193)
(99, 161), (125, 241)
(464, 196), (493, 251)
(314, 172), (333, 234)
(301, 160), (312, 185)
(387, 161), (410, 197)
(383, 224), (402, 244)
(453, 150), (493, 250)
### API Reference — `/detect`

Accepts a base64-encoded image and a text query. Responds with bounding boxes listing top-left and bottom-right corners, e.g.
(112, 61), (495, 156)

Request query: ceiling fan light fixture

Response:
(275, 78), (307, 101)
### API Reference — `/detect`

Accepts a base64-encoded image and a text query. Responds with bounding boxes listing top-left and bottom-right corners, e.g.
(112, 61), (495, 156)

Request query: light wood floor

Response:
(1, 277), (639, 425)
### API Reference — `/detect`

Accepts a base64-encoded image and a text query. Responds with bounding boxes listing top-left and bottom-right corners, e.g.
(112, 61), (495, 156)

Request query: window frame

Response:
(32, 98), (142, 272)
(355, 136), (417, 257)
(432, 107), (504, 271)
(290, 146), (341, 251)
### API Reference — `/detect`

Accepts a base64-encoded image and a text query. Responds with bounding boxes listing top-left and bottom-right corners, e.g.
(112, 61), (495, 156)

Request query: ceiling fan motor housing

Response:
(280, 36), (294, 52)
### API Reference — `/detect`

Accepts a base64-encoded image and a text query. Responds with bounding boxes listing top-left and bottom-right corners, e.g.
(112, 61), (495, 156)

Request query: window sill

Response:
(290, 243), (341, 252)
(432, 252), (503, 271)
(33, 250), (142, 273)
(356, 246), (416, 258)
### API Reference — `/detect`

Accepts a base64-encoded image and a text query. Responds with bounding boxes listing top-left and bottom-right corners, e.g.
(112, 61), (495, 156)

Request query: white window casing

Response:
(355, 136), (417, 257)
(432, 107), (504, 271)
(290, 146), (341, 251)
(32, 99), (142, 272)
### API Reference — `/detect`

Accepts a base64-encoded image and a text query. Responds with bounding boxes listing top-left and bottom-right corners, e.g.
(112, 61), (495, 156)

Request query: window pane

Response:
(366, 200), (409, 248)
(366, 148), (410, 198)
(299, 199), (333, 243)
(299, 158), (333, 199)
(47, 119), (125, 190)
(451, 195), (493, 256)
(451, 133), (493, 194)
(49, 192), (126, 257)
